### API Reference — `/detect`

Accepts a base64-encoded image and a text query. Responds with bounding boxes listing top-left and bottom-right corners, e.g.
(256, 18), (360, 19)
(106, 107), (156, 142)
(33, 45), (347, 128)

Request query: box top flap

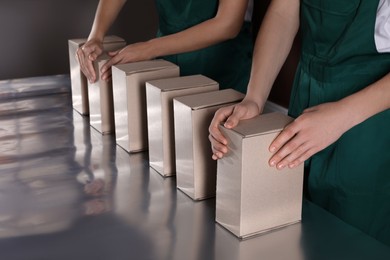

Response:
(223, 112), (293, 137)
(96, 52), (111, 61)
(69, 35), (125, 45)
(101, 35), (126, 44)
(114, 59), (178, 75)
(147, 75), (218, 91)
(174, 89), (243, 109)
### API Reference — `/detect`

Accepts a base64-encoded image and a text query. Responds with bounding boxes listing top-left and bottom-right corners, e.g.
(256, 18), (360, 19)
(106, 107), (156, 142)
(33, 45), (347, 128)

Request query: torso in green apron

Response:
(154, 0), (253, 93)
(290, 0), (390, 245)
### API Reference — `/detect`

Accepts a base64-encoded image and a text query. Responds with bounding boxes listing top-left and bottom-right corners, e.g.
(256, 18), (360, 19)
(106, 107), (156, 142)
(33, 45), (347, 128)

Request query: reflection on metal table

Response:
(0, 75), (389, 260)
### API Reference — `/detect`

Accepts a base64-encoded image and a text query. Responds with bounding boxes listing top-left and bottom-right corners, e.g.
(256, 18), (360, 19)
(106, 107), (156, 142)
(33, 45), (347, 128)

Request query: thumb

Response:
(108, 50), (119, 57)
(224, 105), (247, 128)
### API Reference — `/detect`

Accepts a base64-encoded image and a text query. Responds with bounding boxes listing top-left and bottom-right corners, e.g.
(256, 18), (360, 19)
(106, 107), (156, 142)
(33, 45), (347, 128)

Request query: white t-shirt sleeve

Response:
(375, 0), (390, 53)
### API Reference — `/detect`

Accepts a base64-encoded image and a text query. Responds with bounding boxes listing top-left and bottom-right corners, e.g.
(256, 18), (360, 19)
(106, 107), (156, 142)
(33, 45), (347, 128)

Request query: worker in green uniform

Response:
(209, 0), (390, 246)
(76, 0), (253, 93)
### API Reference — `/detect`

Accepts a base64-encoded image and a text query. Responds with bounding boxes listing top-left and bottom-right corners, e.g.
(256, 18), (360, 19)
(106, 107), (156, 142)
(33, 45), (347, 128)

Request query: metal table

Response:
(0, 75), (389, 260)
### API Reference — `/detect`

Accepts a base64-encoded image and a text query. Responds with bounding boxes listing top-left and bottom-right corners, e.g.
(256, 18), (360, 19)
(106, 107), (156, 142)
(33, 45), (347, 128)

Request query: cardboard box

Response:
(216, 112), (304, 239)
(173, 89), (244, 200)
(68, 36), (126, 115)
(146, 75), (219, 177)
(111, 60), (180, 153)
(88, 53), (115, 135)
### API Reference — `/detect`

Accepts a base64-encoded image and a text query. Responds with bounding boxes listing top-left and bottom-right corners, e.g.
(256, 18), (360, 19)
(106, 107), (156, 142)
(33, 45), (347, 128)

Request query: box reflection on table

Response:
(214, 220), (303, 260)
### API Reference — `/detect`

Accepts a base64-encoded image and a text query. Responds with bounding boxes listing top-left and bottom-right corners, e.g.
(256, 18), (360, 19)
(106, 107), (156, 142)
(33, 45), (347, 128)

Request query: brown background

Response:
(0, 0), (158, 80)
(0, 0), (300, 108)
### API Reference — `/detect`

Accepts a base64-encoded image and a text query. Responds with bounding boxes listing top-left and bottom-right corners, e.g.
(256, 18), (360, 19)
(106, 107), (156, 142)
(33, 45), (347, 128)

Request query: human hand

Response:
(76, 38), (104, 83)
(84, 178), (105, 196)
(84, 198), (110, 216)
(209, 99), (261, 160)
(100, 41), (155, 81)
(269, 102), (353, 170)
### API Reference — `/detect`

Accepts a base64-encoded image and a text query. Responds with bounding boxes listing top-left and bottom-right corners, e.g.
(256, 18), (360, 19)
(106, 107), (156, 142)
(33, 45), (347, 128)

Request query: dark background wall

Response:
(0, 0), (300, 108)
(0, 0), (158, 80)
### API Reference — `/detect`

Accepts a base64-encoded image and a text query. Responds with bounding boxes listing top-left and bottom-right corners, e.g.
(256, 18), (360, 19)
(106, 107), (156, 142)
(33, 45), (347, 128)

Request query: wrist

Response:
(337, 73), (390, 130)
(243, 92), (267, 112)
(241, 97), (263, 115)
(146, 38), (162, 59)
(88, 31), (105, 43)
(335, 99), (363, 132)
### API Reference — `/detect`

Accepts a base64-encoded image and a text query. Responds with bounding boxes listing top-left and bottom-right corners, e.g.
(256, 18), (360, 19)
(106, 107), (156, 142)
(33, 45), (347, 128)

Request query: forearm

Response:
(339, 72), (390, 131)
(146, 0), (248, 59)
(245, 0), (300, 110)
(88, 0), (127, 41)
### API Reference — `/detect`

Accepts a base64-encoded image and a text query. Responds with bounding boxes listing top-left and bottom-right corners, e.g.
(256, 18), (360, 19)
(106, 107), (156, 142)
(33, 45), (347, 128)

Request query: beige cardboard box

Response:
(173, 89), (244, 200)
(88, 53), (115, 135)
(216, 112), (304, 239)
(68, 36), (126, 115)
(112, 60), (180, 153)
(146, 75), (219, 177)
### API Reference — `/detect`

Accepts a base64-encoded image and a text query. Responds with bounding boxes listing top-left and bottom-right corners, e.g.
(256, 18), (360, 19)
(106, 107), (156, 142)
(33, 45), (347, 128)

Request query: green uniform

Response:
(290, 0), (390, 245)
(155, 0), (253, 93)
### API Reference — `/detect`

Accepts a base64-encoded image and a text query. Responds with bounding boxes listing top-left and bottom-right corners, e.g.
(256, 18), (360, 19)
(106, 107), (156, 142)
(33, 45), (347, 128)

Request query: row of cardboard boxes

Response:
(68, 36), (304, 239)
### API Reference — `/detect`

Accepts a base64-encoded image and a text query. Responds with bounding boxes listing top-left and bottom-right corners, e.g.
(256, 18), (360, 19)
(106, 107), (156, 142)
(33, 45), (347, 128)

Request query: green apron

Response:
(290, 0), (390, 245)
(154, 0), (253, 93)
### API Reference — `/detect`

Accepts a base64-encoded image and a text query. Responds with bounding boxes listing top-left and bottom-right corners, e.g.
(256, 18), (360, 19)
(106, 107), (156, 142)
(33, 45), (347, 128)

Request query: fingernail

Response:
(277, 164), (285, 170)
(270, 146), (276, 153)
(270, 160), (276, 167)
(288, 163), (295, 168)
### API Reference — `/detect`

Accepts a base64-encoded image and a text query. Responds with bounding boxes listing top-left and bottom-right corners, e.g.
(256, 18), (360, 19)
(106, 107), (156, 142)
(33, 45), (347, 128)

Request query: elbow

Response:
(224, 25), (242, 40)
(218, 22), (244, 41)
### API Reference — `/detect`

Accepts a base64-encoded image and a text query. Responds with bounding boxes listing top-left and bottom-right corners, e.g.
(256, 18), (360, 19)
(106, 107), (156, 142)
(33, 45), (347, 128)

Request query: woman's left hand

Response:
(269, 101), (354, 169)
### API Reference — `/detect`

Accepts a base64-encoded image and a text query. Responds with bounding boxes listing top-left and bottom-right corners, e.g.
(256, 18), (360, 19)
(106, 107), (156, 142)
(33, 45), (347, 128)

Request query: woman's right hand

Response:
(208, 99), (261, 160)
(76, 38), (104, 83)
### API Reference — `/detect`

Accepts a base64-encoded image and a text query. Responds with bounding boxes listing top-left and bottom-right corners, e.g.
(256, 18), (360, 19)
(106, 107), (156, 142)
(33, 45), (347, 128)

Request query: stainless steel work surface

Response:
(0, 75), (70, 100)
(0, 76), (389, 260)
